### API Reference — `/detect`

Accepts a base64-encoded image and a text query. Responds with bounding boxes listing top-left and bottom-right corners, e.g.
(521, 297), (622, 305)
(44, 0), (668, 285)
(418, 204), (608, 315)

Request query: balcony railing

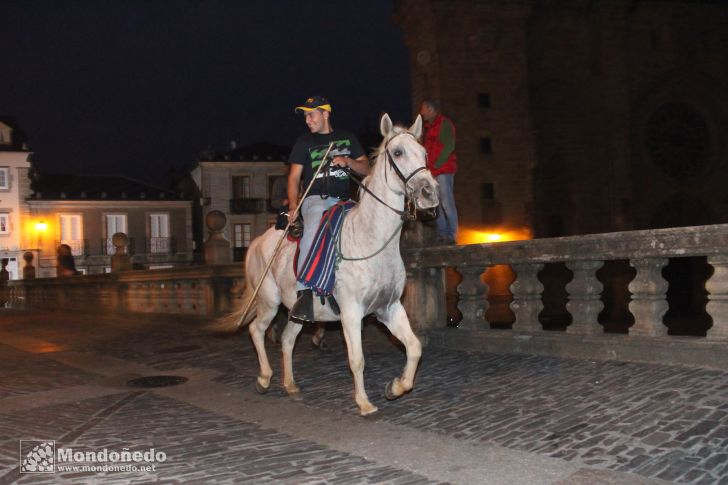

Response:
(101, 238), (136, 256)
(56, 239), (88, 256)
(230, 198), (269, 214)
(146, 237), (176, 254)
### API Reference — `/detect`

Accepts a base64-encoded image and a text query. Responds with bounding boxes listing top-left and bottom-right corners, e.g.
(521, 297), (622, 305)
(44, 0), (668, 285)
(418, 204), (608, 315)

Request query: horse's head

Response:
(379, 113), (439, 211)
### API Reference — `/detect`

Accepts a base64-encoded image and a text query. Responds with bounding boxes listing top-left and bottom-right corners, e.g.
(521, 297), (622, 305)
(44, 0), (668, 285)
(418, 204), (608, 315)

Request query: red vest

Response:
(423, 114), (457, 176)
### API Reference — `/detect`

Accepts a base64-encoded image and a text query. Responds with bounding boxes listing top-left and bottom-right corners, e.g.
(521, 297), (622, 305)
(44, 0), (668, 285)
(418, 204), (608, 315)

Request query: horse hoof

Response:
(359, 405), (379, 417)
(311, 339), (331, 353)
(254, 380), (269, 395)
(384, 381), (401, 401)
(288, 391), (303, 402)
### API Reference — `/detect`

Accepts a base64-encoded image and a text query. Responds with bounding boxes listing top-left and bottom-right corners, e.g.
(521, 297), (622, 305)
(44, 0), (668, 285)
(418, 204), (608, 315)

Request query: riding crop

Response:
(234, 141), (336, 326)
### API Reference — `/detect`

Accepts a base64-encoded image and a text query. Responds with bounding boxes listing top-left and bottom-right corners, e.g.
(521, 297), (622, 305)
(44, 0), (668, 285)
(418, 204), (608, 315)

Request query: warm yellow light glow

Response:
(457, 226), (532, 245)
(35, 221), (48, 232)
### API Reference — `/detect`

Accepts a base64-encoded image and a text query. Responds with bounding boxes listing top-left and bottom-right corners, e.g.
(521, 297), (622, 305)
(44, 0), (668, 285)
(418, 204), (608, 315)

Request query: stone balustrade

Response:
(4, 223), (728, 369)
(402, 223), (728, 369)
(4, 264), (244, 317)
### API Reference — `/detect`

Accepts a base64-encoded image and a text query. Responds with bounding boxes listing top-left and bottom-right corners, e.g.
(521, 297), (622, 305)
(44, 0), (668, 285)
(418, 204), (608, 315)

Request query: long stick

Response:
(236, 141), (335, 325)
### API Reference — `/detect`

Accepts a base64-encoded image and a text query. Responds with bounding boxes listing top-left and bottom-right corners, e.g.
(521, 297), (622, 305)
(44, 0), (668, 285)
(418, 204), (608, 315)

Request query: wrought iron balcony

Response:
(146, 237), (177, 254)
(100, 238), (136, 256)
(230, 198), (269, 214)
(55, 239), (88, 257)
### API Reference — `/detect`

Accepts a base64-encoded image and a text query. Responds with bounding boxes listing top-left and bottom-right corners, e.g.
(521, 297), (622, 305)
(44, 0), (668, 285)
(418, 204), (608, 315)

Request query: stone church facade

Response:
(394, 0), (728, 237)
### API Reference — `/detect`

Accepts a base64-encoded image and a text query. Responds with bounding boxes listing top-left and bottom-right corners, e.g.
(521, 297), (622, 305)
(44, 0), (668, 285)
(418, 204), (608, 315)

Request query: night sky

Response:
(0, 0), (411, 184)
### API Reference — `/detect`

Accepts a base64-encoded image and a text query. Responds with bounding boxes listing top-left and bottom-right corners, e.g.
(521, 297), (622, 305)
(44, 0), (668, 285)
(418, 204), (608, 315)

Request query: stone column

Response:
(628, 258), (668, 337)
(22, 251), (36, 279)
(456, 265), (489, 329)
(403, 266), (446, 339)
(204, 210), (232, 265)
(706, 254), (728, 340)
(566, 260), (604, 335)
(509, 263), (544, 332)
(111, 233), (132, 272)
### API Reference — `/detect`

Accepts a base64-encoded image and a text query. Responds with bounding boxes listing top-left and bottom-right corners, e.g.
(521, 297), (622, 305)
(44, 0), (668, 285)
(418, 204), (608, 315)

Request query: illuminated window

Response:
(232, 223), (251, 262)
(0, 167), (9, 189)
(59, 214), (84, 255)
(0, 213), (9, 234)
(232, 176), (251, 198)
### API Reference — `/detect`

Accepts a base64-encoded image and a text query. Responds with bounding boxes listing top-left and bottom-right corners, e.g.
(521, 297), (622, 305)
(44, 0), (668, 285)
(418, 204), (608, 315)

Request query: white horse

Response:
(223, 114), (438, 416)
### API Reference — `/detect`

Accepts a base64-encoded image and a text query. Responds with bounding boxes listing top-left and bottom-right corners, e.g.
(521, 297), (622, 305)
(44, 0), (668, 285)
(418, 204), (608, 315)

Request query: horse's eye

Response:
(393, 149), (402, 157)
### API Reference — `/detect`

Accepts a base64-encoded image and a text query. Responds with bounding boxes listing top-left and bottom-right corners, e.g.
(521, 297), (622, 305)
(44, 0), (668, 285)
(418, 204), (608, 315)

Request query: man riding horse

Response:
(287, 96), (371, 323)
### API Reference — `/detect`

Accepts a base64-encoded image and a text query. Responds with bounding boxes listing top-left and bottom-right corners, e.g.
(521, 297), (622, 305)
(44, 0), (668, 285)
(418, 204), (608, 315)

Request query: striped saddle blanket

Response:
(297, 200), (355, 297)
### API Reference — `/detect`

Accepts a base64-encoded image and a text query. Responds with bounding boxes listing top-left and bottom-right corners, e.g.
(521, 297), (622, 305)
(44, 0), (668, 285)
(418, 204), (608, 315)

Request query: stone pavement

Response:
(0, 309), (726, 484)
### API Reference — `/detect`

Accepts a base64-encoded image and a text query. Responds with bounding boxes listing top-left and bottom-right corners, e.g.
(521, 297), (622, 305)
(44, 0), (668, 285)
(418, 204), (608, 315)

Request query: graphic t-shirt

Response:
(288, 129), (365, 199)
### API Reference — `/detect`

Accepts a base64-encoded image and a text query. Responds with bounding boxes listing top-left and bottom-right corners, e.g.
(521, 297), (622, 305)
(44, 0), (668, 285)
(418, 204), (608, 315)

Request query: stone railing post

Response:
(566, 260), (605, 335)
(403, 266), (446, 337)
(204, 210), (232, 264)
(23, 251), (36, 279)
(706, 254), (728, 339)
(509, 263), (544, 332)
(456, 265), (489, 329)
(111, 233), (132, 272)
(628, 258), (668, 337)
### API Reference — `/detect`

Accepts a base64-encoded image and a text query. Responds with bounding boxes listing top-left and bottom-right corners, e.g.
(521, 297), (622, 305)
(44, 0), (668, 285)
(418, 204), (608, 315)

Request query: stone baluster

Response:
(628, 258), (668, 337)
(22, 251), (36, 279)
(111, 233), (132, 272)
(204, 210), (232, 264)
(566, 260), (604, 335)
(706, 254), (728, 339)
(456, 265), (489, 329)
(509, 263), (544, 332)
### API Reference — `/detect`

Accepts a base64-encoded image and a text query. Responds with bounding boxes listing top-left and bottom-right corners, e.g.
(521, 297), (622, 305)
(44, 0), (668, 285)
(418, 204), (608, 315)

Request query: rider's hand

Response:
(331, 156), (350, 168)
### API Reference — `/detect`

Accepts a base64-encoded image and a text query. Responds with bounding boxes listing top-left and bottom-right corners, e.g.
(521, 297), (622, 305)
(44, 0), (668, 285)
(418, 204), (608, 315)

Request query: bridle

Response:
(345, 132), (429, 222)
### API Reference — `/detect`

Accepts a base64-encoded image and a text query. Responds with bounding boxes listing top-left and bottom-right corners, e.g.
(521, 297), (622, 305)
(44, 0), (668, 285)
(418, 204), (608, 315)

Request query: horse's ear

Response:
(380, 113), (393, 137)
(409, 115), (423, 139)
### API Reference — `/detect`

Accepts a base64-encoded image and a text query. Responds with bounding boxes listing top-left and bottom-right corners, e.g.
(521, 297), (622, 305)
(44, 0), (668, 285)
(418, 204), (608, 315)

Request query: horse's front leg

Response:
(280, 319), (303, 398)
(378, 302), (422, 400)
(341, 308), (378, 416)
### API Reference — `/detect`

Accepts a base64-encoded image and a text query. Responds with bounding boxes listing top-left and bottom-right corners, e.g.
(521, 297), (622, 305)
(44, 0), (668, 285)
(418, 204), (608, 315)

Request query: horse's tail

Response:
(207, 282), (257, 332)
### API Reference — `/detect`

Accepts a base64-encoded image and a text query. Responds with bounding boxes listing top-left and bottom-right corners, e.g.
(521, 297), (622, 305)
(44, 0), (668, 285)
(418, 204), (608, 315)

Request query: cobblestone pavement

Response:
(0, 309), (726, 484)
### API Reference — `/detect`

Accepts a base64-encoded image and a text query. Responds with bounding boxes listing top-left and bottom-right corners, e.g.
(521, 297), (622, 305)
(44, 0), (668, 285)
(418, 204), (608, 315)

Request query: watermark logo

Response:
(18, 441), (165, 474)
(20, 440), (56, 473)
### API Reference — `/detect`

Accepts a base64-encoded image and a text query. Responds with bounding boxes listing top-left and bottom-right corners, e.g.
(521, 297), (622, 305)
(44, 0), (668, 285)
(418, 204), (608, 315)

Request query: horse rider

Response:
(287, 95), (370, 323)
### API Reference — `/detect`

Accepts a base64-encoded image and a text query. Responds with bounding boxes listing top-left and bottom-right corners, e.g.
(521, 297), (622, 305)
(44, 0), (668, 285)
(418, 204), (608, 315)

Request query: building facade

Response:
(188, 142), (289, 262)
(29, 174), (193, 277)
(394, 0), (728, 237)
(0, 118), (32, 279)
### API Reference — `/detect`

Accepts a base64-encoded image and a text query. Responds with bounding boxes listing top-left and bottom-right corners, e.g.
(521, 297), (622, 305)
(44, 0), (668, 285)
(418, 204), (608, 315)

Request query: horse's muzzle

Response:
(412, 178), (439, 210)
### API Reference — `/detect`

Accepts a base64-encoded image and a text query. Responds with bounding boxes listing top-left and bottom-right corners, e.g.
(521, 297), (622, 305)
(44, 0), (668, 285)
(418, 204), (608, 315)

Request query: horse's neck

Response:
(345, 155), (405, 250)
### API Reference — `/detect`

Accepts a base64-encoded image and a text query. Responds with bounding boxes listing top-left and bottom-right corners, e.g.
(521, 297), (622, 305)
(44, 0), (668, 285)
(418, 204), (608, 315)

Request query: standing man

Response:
(287, 96), (370, 323)
(420, 100), (458, 244)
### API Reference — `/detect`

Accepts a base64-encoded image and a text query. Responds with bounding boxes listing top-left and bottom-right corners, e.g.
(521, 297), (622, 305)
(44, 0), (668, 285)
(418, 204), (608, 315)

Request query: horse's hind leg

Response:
(280, 319), (303, 397)
(341, 309), (378, 416)
(249, 300), (279, 394)
(378, 302), (422, 400)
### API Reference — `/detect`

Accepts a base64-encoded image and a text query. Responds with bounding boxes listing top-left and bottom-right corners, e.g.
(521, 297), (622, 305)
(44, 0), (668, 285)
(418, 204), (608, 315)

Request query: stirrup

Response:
(290, 289), (314, 323)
